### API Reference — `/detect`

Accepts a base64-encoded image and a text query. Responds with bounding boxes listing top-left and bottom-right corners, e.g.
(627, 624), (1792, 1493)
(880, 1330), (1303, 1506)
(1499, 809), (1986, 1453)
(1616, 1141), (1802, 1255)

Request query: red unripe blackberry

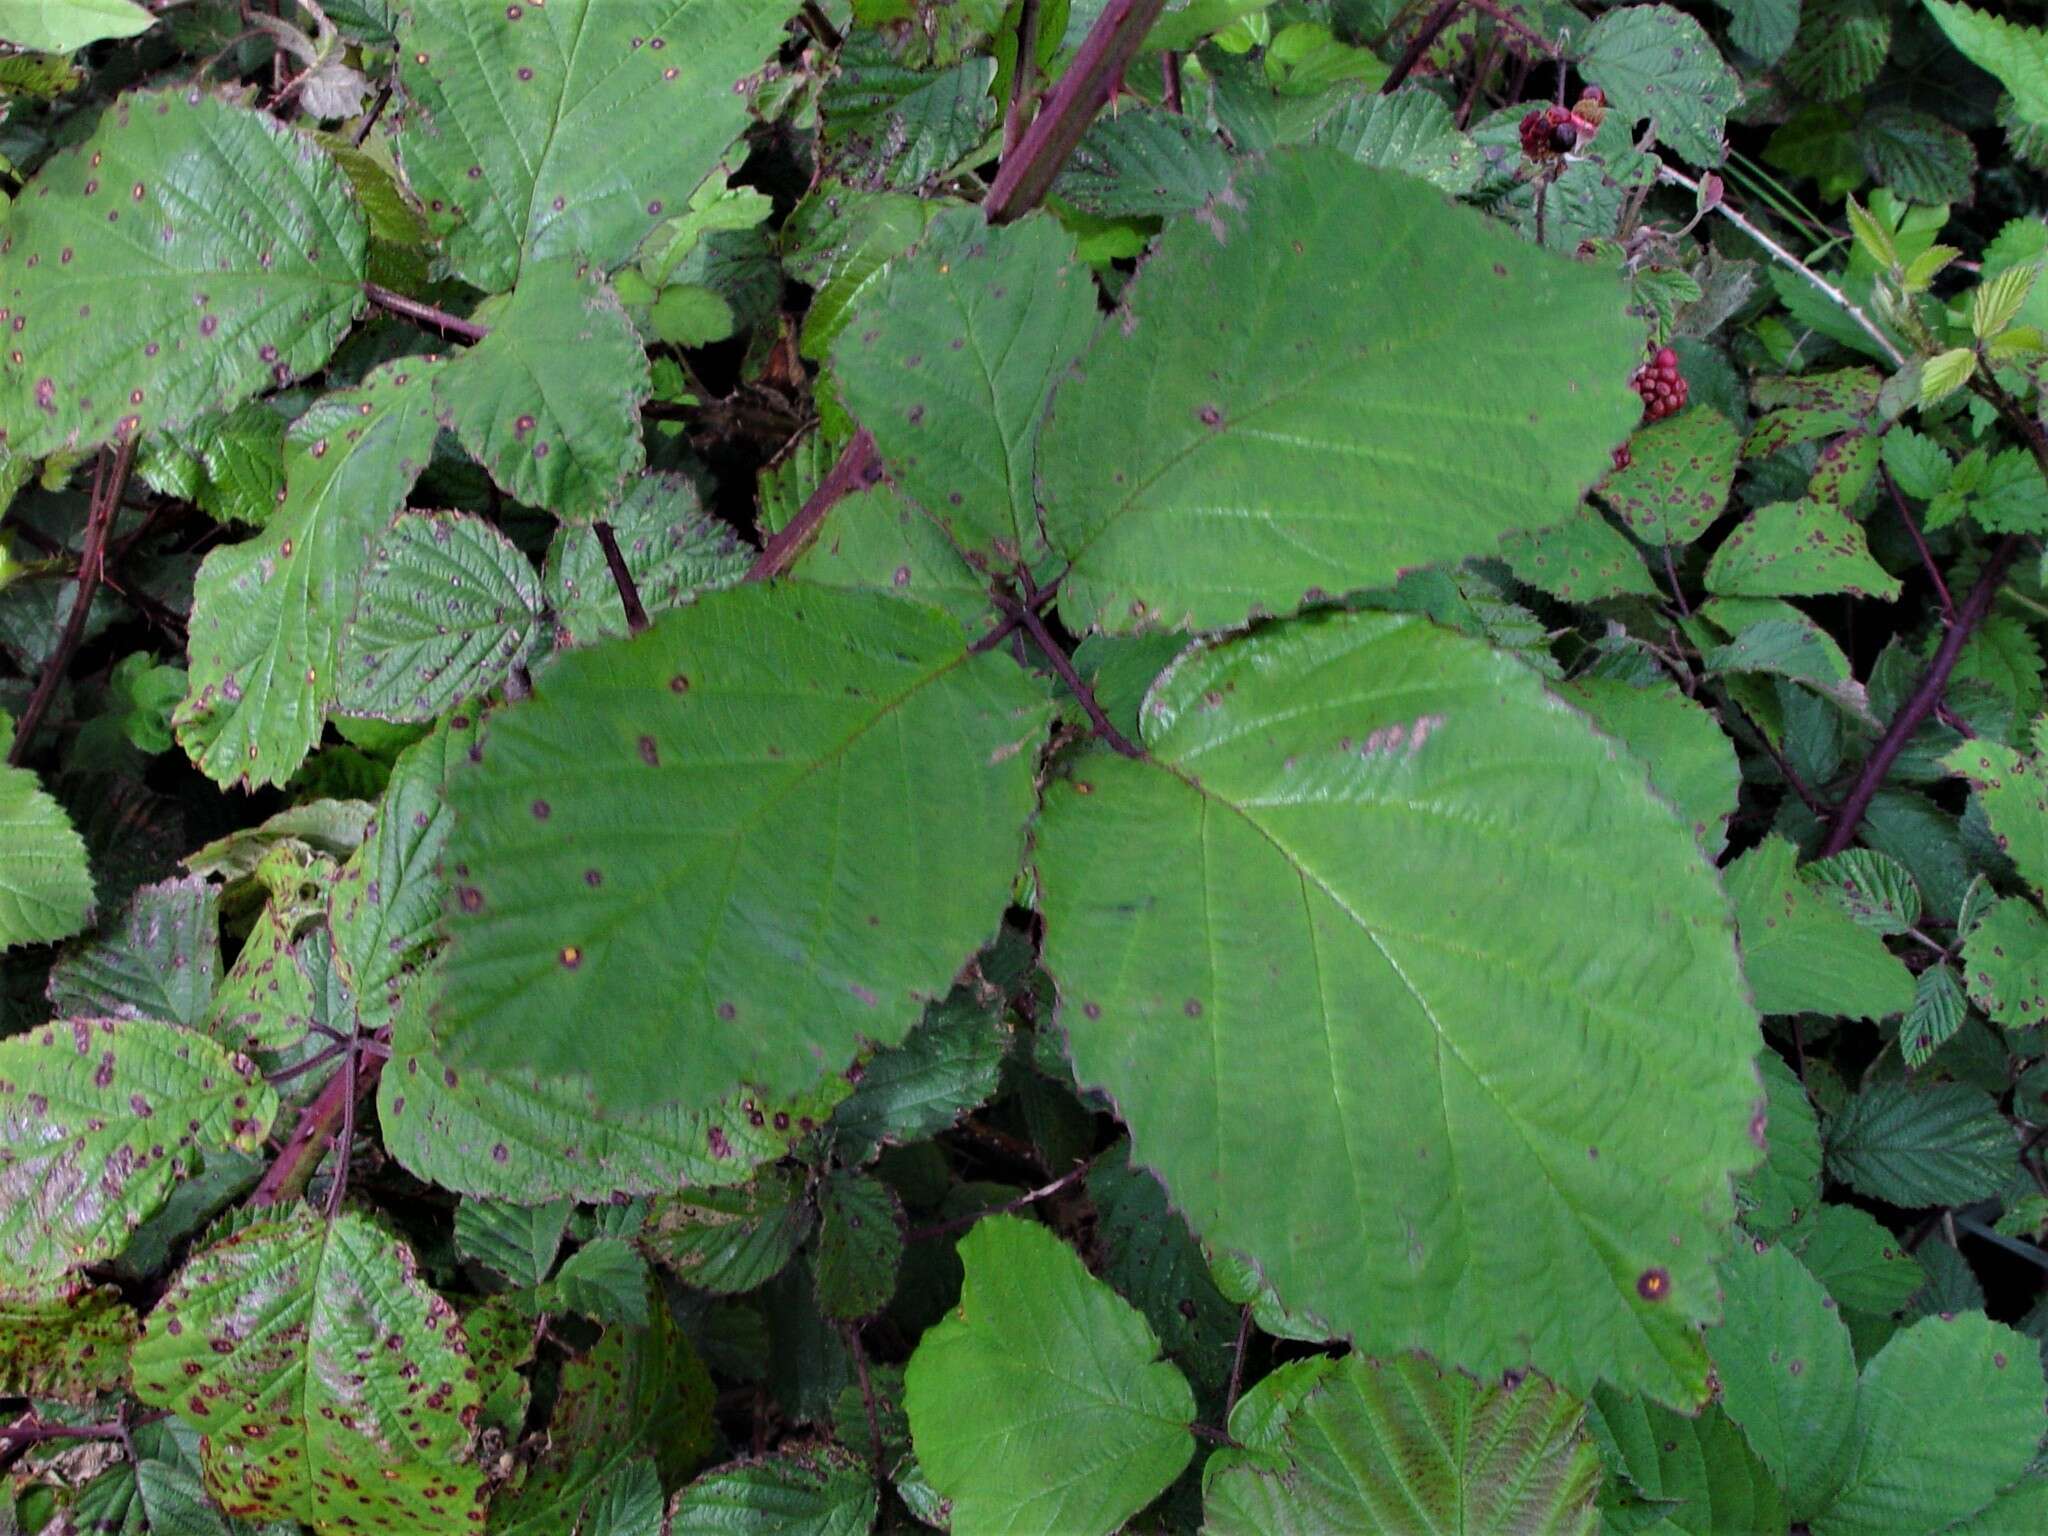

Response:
(1629, 348), (1688, 423)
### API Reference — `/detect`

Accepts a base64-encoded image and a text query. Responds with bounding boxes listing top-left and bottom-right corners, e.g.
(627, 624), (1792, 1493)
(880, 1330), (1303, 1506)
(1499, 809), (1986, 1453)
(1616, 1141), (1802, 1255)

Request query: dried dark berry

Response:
(1549, 120), (1579, 152)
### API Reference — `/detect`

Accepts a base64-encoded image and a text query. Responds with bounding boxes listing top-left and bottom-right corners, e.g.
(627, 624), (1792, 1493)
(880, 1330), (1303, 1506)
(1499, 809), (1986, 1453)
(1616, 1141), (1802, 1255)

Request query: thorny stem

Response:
(249, 1041), (388, 1211)
(8, 437), (136, 768)
(905, 1162), (1090, 1242)
(1382, 0), (1464, 95)
(593, 521), (650, 635)
(1160, 50), (1183, 114)
(363, 282), (490, 344)
(1003, 0), (1043, 157)
(1657, 165), (1906, 368)
(984, 0), (1169, 225)
(1883, 464), (1955, 622)
(747, 429), (880, 580)
(1820, 535), (2023, 857)
(351, 76), (393, 147)
(1189, 1422), (1240, 1447)
(0, 1409), (169, 1476)
(970, 568), (1065, 654)
(1466, 0), (1562, 56)
(1660, 544), (1691, 618)
(1225, 1302), (1254, 1416)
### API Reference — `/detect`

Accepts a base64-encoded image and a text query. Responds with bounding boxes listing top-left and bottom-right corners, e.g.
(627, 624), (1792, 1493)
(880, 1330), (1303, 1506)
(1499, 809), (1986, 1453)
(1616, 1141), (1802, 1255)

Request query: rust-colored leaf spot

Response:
(456, 886), (483, 913)
(637, 734), (659, 766)
(716, 1001), (736, 1021)
(559, 946), (582, 970)
(530, 799), (551, 820)
(1636, 1267), (1671, 1302)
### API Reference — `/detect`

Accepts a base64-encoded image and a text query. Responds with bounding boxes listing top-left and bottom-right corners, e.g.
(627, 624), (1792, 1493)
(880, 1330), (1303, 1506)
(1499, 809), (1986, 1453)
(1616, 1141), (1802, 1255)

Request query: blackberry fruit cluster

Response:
(1631, 347), (1688, 422)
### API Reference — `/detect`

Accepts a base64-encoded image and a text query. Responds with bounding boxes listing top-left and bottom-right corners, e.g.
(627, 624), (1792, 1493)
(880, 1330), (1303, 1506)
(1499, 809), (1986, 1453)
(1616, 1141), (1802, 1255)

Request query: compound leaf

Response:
(435, 585), (1050, 1106)
(904, 1214), (1194, 1536)
(1824, 1080), (2013, 1208)
(393, 0), (801, 291)
(132, 1208), (487, 1534)
(1036, 149), (1639, 634)
(0, 89), (366, 457)
(1036, 612), (1762, 1404)
(1202, 1354), (1601, 1535)
(0, 1018), (273, 1285)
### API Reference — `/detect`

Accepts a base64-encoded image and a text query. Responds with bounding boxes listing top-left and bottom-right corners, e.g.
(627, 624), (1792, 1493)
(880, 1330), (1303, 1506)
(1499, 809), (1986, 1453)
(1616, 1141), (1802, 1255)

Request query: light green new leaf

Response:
(0, 0), (152, 51)
(0, 748), (93, 948)
(0, 1280), (137, 1403)
(1925, 1), (2048, 128)
(1580, 4), (1741, 167)
(1709, 1240), (1858, 1516)
(0, 1018), (274, 1286)
(1812, 1312), (2045, 1536)
(1037, 149), (1640, 634)
(380, 973), (849, 1201)
(338, 513), (541, 722)
(1597, 408), (1741, 547)
(1203, 1353), (1601, 1535)
(0, 89), (366, 457)
(836, 207), (1096, 564)
(435, 585), (1050, 1105)
(1037, 612), (1763, 1403)
(1726, 835), (1915, 1019)
(48, 876), (220, 1028)
(544, 472), (750, 647)
(133, 1209), (485, 1535)
(1962, 894), (2048, 1026)
(1706, 499), (1903, 601)
(905, 1215), (1194, 1536)
(1825, 1080), (2014, 1207)
(666, 1445), (878, 1536)
(1738, 1051), (1822, 1238)
(1556, 677), (1739, 858)
(394, 0), (800, 292)
(176, 356), (444, 790)
(434, 260), (648, 521)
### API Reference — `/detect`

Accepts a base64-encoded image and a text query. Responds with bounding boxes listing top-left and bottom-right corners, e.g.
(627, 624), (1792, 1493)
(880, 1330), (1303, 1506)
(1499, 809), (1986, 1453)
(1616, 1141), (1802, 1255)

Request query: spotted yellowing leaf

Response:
(132, 1209), (487, 1534)
(0, 1018), (275, 1286)
(0, 89), (366, 457)
(1036, 611), (1763, 1404)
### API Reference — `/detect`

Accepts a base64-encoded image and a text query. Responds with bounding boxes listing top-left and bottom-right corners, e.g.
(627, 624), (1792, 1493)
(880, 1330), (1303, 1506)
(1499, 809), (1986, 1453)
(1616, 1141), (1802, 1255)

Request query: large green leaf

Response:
(1035, 611), (1762, 1403)
(1737, 1051), (1822, 1239)
(176, 356), (444, 789)
(1035, 149), (1640, 634)
(836, 206), (1096, 565)
(0, 89), (366, 457)
(1925, 1), (2048, 128)
(1725, 835), (1915, 1019)
(393, 0), (801, 292)
(0, 1018), (274, 1285)
(380, 969), (848, 1201)
(134, 1209), (486, 1535)
(0, 746), (94, 948)
(666, 1445), (878, 1536)
(1588, 1392), (1787, 1532)
(1788, 1204), (1924, 1316)
(1579, 4), (1741, 167)
(1962, 893), (2048, 1025)
(1558, 678), (1739, 858)
(1812, 1312), (2045, 1536)
(1202, 1354), (1601, 1535)
(1705, 498), (1904, 600)
(0, 0), (153, 52)
(1708, 1240), (1858, 1517)
(433, 259), (648, 521)
(434, 585), (1050, 1105)
(1943, 738), (2048, 896)
(904, 1214), (1194, 1536)
(338, 512), (541, 722)
(1596, 408), (1741, 548)
(1313, 89), (1483, 195)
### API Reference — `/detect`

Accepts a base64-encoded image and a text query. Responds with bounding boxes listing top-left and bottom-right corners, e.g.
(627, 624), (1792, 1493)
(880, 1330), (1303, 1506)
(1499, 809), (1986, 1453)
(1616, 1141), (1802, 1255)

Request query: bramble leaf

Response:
(393, 0), (802, 292)
(1725, 835), (1915, 1019)
(132, 1209), (487, 1534)
(1036, 612), (1762, 1403)
(1825, 1080), (2014, 1207)
(0, 744), (94, 949)
(665, 1444), (878, 1536)
(434, 586), (1050, 1106)
(905, 1215), (1195, 1536)
(1037, 149), (1640, 633)
(0, 0), (153, 53)
(0, 1018), (274, 1285)
(1580, 4), (1741, 167)
(0, 89), (366, 457)
(1203, 1354), (1601, 1535)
